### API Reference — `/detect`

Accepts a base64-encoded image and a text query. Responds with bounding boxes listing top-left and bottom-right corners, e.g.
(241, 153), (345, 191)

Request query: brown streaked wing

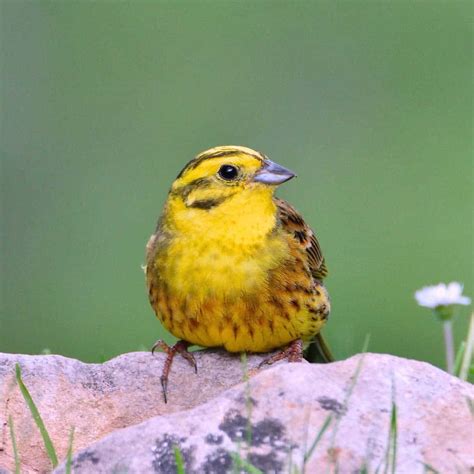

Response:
(275, 198), (328, 281)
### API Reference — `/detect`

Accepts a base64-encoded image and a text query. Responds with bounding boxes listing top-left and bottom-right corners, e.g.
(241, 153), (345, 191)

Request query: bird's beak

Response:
(253, 159), (296, 185)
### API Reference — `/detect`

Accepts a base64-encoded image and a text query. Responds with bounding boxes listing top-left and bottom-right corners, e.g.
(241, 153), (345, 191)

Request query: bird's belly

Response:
(154, 295), (275, 350)
(150, 266), (329, 352)
(153, 290), (328, 352)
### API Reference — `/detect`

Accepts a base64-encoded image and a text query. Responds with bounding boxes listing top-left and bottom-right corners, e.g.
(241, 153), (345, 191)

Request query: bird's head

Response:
(169, 145), (296, 211)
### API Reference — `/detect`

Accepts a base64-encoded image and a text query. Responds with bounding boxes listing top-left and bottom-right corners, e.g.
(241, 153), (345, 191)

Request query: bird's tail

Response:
(304, 332), (334, 363)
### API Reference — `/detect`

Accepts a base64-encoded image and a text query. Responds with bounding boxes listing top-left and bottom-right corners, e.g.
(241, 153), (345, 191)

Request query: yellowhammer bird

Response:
(145, 145), (331, 401)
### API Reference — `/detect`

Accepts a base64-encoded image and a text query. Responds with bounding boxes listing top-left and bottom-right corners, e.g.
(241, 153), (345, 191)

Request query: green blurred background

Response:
(1, 1), (472, 369)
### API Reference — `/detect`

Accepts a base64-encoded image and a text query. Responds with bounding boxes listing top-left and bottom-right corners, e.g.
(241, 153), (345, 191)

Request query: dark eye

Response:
(218, 164), (239, 181)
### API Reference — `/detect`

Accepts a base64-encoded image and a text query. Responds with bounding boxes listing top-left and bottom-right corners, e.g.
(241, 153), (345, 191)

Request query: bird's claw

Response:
(257, 339), (303, 369)
(151, 339), (197, 403)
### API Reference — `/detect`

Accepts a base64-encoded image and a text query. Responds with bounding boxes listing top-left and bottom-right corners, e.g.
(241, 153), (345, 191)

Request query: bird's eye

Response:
(218, 164), (239, 181)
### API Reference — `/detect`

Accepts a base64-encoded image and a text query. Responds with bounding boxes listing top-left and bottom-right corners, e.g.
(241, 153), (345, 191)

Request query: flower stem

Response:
(443, 320), (455, 374)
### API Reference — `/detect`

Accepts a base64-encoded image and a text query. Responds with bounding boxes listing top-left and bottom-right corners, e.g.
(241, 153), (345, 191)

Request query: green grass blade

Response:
(420, 462), (441, 473)
(466, 397), (474, 417)
(287, 446), (294, 474)
(240, 352), (253, 447)
(453, 341), (465, 376)
(389, 402), (398, 474)
(15, 363), (58, 468)
(65, 426), (75, 474)
(325, 335), (370, 474)
(230, 452), (264, 474)
(361, 333), (371, 353)
(173, 446), (186, 474)
(343, 334), (370, 404)
(303, 414), (333, 463)
(359, 463), (370, 474)
(232, 442), (241, 474)
(380, 377), (398, 474)
(8, 415), (20, 474)
(459, 312), (474, 380)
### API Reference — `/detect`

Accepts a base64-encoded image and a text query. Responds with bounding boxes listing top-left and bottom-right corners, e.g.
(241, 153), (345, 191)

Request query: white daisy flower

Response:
(415, 282), (471, 309)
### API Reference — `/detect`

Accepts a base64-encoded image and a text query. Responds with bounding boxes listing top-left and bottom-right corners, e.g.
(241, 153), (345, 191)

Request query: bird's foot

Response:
(258, 338), (303, 369)
(151, 339), (197, 403)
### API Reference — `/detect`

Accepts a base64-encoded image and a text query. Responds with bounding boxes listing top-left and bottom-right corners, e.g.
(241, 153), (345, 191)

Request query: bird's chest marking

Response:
(157, 235), (288, 299)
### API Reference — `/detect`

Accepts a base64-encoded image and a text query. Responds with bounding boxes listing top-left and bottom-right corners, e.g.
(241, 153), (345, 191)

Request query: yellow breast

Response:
(147, 186), (328, 352)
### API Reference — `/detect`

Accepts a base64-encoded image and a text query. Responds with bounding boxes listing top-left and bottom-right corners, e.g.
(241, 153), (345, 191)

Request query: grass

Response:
(15, 363), (58, 468)
(173, 445), (186, 474)
(372, 375), (399, 474)
(8, 415), (20, 474)
(65, 427), (76, 474)
(230, 353), (262, 474)
(453, 341), (465, 375)
(11, 363), (76, 472)
(459, 312), (474, 381)
(240, 352), (254, 447)
(466, 397), (474, 417)
(421, 462), (441, 473)
(322, 335), (371, 473)
(302, 414), (333, 468)
(381, 399), (398, 474)
(387, 401), (398, 474)
(230, 451), (264, 474)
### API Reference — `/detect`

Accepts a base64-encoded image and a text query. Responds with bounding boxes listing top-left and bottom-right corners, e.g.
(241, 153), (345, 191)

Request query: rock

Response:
(0, 350), (280, 473)
(1, 351), (472, 474)
(49, 353), (473, 474)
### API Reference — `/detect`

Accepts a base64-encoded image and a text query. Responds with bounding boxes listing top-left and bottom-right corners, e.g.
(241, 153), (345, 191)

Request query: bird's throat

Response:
(167, 186), (278, 245)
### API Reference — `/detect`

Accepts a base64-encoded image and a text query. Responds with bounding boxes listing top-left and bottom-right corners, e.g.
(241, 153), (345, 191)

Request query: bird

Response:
(145, 145), (332, 402)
